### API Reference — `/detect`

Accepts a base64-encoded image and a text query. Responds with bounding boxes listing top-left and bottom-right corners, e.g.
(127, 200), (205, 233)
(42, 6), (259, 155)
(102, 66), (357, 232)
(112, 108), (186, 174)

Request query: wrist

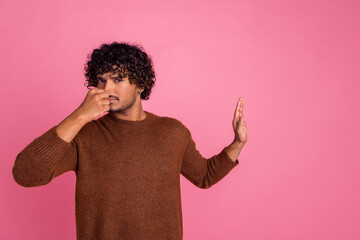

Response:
(72, 109), (90, 125)
(231, 139), (245, 149)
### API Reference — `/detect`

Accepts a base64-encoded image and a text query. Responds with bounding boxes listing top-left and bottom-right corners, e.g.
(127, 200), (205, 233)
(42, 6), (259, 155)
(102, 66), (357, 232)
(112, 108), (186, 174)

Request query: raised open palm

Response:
(232, 97), (247, 145)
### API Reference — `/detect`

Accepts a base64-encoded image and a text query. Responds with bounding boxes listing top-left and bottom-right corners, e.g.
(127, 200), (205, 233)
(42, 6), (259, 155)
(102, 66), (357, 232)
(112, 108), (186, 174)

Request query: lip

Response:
(109, 98), (118, 103)
(109, 95), (118, 99)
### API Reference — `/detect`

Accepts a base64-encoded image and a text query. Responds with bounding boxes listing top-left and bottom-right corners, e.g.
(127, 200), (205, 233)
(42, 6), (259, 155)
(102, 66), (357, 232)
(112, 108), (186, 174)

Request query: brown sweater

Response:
(12, 110), (239, 240)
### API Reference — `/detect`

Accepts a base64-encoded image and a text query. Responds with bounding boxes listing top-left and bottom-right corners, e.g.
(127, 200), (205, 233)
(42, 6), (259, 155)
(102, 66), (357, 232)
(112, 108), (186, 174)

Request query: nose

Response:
(104, 80), (114, 91)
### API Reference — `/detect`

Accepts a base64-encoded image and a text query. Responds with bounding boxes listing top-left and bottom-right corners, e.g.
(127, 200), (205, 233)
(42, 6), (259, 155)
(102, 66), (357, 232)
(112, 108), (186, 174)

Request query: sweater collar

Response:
(103, 110), (154, 127)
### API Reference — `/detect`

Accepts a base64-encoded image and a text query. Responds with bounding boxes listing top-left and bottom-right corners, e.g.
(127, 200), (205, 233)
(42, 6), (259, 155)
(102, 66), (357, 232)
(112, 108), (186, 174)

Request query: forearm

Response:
(13, 125), (78, 187)
(56, 109), (89, 143)
(224, 139), (245, 162)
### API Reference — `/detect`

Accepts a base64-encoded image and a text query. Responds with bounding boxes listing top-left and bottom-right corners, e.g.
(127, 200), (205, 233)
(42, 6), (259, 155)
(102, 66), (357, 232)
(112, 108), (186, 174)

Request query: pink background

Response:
(1, 0), (359, 239)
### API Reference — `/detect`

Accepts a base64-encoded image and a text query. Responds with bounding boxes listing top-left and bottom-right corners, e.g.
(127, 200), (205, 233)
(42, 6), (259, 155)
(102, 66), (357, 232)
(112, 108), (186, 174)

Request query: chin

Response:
(108, 108), (121, 112)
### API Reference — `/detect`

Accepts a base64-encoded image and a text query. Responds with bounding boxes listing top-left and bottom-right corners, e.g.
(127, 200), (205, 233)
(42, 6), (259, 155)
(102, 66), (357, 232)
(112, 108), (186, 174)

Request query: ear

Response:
(137, 86), (144, 93)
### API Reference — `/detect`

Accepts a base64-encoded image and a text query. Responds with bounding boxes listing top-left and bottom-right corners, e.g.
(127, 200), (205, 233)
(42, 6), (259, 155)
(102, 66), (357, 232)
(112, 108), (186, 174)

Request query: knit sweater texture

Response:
(12, 110), (239, 240)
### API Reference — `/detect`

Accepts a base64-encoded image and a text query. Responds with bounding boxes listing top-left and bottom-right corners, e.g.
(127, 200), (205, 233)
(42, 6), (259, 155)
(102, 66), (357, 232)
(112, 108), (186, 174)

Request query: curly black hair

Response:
(84, 41), (156, 100)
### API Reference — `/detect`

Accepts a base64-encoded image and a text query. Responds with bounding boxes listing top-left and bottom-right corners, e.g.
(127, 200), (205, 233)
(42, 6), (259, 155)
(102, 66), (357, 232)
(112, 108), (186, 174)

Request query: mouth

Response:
(109, 96), (119, 103)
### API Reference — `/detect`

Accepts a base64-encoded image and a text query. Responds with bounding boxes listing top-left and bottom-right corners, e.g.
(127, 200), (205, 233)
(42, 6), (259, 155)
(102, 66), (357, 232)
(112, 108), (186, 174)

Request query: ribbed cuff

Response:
(216, 148), (239, 170)
(31, 125), (74, 170)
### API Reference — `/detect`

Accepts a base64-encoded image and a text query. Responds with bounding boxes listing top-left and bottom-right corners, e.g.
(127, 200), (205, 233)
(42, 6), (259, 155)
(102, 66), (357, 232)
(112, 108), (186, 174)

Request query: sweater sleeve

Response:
(180, 128), (239, 189)
(12, 125), (78, 188)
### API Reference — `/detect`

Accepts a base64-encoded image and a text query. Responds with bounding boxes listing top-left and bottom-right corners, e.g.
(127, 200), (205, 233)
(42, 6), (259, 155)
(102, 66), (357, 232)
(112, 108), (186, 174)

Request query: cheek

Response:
(119, 86), (136, 97)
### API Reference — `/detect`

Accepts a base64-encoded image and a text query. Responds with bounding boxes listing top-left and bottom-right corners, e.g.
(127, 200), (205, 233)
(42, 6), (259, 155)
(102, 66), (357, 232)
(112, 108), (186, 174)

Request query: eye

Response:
(115, 78), (123, 82)
(97, 79), (105, 83)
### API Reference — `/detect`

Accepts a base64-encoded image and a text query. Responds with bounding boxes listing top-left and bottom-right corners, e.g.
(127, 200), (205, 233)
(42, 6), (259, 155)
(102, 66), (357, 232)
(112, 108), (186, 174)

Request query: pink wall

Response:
(1, 0), (359, 239)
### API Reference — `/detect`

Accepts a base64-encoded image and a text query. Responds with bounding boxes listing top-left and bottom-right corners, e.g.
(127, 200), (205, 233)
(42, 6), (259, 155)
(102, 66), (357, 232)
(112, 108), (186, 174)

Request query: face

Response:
(96, 65), (142, 113)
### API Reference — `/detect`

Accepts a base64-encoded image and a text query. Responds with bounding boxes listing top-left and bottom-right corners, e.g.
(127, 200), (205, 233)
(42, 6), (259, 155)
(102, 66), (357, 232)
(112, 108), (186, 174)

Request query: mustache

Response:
(108, 95), (119, 100)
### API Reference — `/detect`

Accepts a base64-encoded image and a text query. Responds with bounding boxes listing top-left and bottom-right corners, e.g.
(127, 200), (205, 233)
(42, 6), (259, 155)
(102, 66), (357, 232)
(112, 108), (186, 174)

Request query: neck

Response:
(110, 109), (147, 121)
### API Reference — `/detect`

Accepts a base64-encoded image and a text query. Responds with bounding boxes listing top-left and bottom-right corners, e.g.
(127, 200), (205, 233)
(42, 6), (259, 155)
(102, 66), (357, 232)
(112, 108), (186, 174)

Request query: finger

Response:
(104, 105), (110, 112)
(239, 103), (244, 118)
(240, 107), (243, 118)
(90, 88), (110, 93)
(101, 99), (110, 104)
(98, 92), (112, 99)
(234, 98), (242, 119)
(240, 98), (244, 117)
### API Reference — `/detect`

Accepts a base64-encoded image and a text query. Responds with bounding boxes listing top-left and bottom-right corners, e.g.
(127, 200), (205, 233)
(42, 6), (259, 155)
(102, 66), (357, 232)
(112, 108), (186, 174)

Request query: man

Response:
(12, 41), (248, 240)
